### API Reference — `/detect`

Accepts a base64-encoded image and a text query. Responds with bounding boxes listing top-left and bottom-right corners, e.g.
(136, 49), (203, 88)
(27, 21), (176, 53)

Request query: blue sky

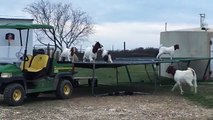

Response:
(0, 0), (213, 50)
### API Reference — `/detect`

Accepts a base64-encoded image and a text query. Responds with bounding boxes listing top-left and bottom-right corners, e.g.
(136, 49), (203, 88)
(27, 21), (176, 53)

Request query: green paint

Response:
(0, 23), (53, 30)
(0, 64), (22, 75)
(26, 77), (56, 93)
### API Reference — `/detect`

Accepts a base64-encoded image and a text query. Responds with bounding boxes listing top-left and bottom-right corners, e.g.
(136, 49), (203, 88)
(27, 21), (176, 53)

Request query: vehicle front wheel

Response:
(56, 80), (73, 99)
(3, 83), (25, 106)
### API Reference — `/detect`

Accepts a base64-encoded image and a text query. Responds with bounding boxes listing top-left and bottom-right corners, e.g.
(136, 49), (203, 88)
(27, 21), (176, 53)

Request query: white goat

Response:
(166, 65), (197, 95)
(101, 49), (113, 63)
(156, 44), (179, 60)
(83, 42), (103, 62)
(60, 47), (79, 62)
(60, 48), (70, 61)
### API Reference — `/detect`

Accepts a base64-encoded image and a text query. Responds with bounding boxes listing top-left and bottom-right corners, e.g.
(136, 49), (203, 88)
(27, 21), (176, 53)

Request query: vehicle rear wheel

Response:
(56, 80), (73, 99)
(3, 83), (25, 106)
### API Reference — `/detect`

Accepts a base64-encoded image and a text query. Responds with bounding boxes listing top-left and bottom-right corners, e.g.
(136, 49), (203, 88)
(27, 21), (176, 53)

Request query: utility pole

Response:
(124, 41), (126, 51)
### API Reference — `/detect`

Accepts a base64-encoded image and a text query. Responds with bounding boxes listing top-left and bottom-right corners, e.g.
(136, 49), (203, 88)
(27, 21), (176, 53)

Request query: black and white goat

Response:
(83, 42), (103, 62)
(70, 47), (79, 62)
(156, 44), (179, 60)
(166, 65), (197, 95)
(101, 49), (113, 63)
(60, 47), (79, 62)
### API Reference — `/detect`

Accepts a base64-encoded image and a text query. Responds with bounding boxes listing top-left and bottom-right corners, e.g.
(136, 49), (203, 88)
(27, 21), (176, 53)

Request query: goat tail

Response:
(188, 67), (197, 94)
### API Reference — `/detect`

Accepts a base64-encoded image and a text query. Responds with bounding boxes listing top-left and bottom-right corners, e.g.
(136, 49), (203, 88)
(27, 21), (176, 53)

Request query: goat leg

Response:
(193, 80), (197, 94)
(195, 87), (197, 94)
(170, 53), (173, 60)
(89, 56), (93, 62)
(178, 84), (184, 95)
(156, 52), (160, 59)
(67, 55), (71, 61)
(171, 83), (178, 92)
(108, 54), (113, 63)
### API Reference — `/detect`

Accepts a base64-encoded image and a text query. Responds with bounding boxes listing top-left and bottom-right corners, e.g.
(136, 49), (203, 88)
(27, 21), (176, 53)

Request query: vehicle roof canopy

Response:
(0, 23), (54, 30)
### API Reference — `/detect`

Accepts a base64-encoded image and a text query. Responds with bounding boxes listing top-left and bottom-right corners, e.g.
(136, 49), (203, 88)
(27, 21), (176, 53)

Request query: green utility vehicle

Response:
(0, 24), (75, 106)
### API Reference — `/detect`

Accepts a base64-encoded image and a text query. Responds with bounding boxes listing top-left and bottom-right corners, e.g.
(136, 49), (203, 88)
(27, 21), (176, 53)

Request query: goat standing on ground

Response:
(101, 49), (113, 63)
(156, 44), (179, 60)
(83, 42), (103, 62)
(166, 65), (197, 95)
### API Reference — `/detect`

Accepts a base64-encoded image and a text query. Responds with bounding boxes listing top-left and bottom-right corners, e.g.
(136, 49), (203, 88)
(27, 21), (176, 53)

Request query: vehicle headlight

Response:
(1, 73), (12, 78)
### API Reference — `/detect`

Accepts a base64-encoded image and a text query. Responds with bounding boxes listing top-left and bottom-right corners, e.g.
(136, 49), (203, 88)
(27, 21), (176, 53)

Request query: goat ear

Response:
(166, 66), (171, 73)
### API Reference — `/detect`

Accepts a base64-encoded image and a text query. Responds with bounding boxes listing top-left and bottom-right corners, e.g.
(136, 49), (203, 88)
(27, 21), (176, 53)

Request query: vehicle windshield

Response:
(0, 46), (24, 63)
(0, 23), (54, 64)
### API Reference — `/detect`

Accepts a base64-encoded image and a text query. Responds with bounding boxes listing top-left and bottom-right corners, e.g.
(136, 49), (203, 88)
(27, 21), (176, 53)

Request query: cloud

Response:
(83, 22), (197, 50)
(0, 0), (32, 18)
(71, 0), (213, 25)
(0, 0), (206, 51)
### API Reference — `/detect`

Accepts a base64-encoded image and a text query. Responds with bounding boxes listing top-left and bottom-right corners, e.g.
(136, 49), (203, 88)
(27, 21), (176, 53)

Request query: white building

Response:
(160, 28), (213, 80)
(0, 18), (33, 63)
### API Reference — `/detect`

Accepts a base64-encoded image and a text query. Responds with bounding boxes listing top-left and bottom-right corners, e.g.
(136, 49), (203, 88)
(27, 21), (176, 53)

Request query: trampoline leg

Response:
(92, 63), (96, 95)
(125, 65), (132, 83)
(177, 62), (180, 69)
(203, 59), (210, 80)
(145, 64), (152, 83)
(152, 64), (158, 91)
(187, 61), (191, 67)
(158, 63), (162, 86)
(152, 63), (161, 90)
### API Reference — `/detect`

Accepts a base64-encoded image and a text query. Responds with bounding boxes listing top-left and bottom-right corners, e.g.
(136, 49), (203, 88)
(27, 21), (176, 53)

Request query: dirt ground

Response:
(0, 89), (213, 120)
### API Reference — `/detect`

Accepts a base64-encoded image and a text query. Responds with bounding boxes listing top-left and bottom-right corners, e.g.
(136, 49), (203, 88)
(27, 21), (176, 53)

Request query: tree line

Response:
(74, 47), (158, 61)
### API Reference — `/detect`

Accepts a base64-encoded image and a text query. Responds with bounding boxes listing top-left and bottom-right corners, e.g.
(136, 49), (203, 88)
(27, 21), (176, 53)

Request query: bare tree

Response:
(24, 0), (93, 51)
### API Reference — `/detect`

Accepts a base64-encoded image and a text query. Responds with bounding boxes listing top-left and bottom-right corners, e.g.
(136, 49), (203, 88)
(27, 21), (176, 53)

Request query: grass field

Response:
(183, 83), (213, 108)
(72, 64), (213, 108)
(74, 64), (156, 84)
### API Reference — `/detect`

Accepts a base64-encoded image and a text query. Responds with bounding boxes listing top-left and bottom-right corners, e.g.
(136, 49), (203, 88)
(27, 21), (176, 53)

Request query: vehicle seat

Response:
(23, 54), (49, 80)
(20, 55), (33, 70)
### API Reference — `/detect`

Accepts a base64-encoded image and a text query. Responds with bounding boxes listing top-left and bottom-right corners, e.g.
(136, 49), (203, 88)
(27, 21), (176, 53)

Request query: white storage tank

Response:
(160, 28), (213, 80)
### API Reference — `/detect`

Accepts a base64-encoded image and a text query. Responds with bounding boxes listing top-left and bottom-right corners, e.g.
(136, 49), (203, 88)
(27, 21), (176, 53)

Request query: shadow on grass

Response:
(74, 82), (157, 96)
(184, 93), (213, 108)
(183, 83), (213, 108)
(154, 78), (213, 108)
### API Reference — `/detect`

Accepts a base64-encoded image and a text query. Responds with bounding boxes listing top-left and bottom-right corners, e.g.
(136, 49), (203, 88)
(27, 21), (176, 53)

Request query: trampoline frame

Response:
(70, 57), (213, 95)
